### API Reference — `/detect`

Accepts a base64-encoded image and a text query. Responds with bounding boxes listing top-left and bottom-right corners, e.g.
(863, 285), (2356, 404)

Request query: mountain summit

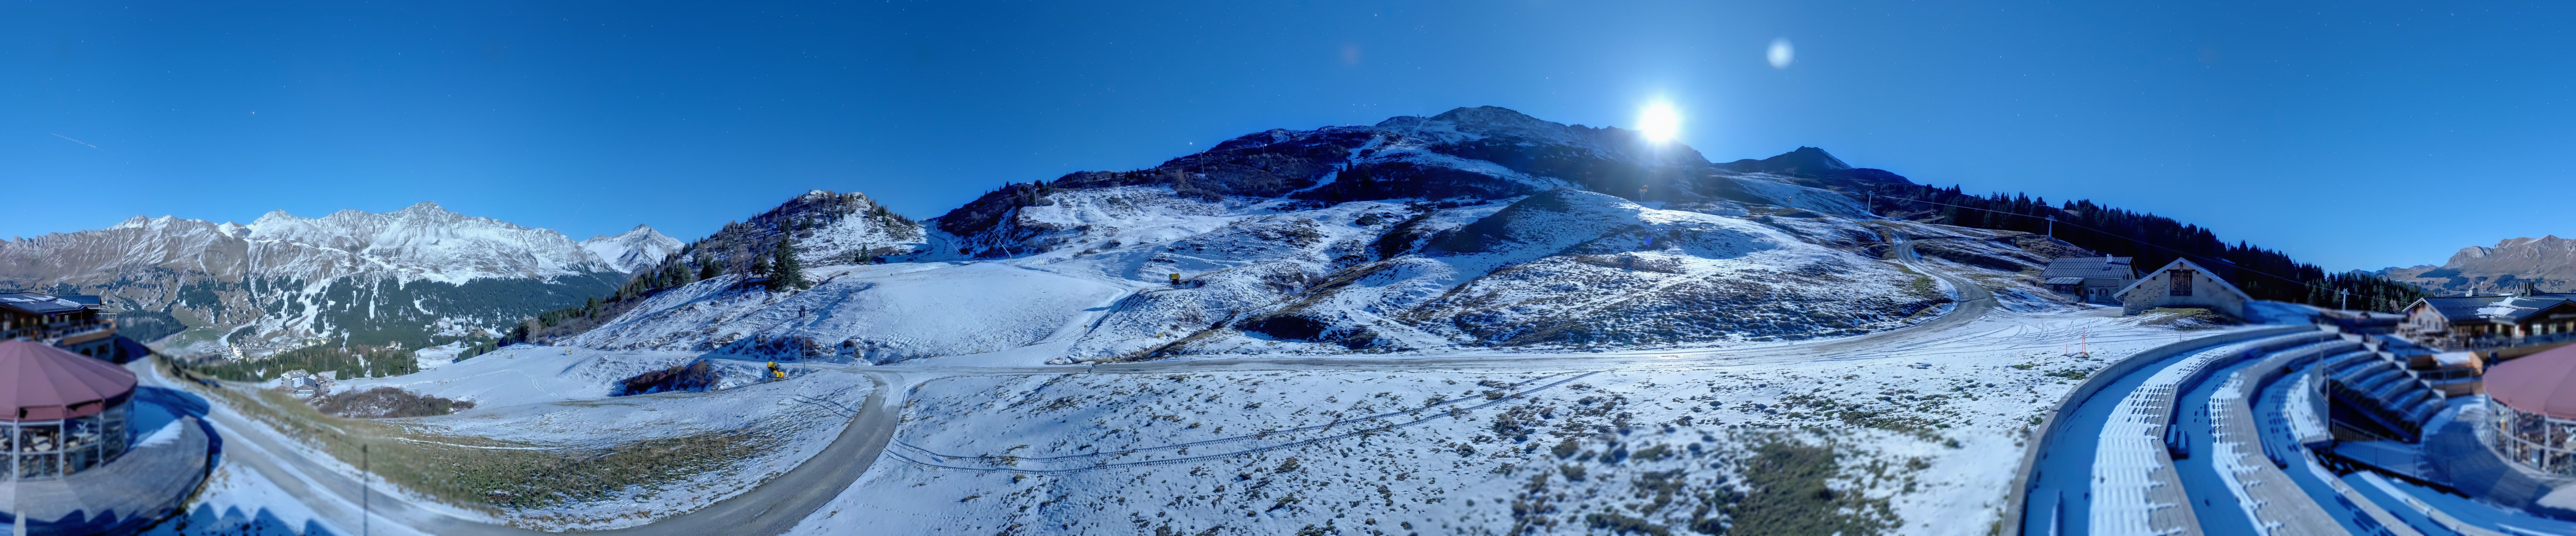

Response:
(582, 225), (684, 274)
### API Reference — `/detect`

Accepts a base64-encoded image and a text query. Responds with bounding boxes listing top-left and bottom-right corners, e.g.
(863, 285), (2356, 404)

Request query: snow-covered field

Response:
(150, 346), (875, 534)
(786, 308), (2215, 535)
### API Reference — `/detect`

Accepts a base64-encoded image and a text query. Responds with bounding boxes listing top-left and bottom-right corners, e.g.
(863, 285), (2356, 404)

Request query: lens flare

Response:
(1637, 102), (1680, 144)
(1767, 38), (1795, 69)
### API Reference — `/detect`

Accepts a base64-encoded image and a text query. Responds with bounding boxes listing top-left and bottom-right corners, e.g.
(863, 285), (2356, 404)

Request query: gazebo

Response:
(2487, 343), (2576, 475)
(1, 339), (136, 481)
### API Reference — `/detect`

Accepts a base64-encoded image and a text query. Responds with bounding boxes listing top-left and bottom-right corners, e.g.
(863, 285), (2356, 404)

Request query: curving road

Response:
(175, 233), (2002, 535)
(146, 367), (899, 536)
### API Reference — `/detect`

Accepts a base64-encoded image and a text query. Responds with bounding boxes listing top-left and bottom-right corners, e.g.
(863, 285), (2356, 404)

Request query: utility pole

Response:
(362, 443), (370, 536)
(2339, 289), (2350, 311)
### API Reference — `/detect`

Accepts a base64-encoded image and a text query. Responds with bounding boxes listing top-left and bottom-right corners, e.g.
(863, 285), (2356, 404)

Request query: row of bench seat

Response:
(2321, 347), (2443, 441)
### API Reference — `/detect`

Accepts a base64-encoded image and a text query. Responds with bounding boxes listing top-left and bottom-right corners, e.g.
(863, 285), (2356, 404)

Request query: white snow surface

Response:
(790, 308), (2230, 536)
(566, 264), (1131, 363)
(578, 186), (1947, 364)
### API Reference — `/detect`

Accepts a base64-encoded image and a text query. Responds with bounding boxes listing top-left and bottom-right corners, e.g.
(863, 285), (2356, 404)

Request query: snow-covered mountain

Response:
(2380, 235), (2576, 294)
(581, 225), (684, 274)
(0, 202), (634, 355)
(566, 107), (2004, 363)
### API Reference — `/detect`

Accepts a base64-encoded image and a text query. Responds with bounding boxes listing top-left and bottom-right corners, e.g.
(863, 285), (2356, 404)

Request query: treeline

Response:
(454, 339), (502, 361)
(1870, 184), (2426, 312)
(507, 192), (912, 344)
(191, 343), (420, 382)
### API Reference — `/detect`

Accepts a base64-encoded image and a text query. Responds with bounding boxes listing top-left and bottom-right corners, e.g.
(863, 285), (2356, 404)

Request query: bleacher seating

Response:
(2320, 347), (2445, 442)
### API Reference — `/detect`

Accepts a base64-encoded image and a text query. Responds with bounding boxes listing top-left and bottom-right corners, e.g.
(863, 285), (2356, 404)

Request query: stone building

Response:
(2118, 259), (2252, 319)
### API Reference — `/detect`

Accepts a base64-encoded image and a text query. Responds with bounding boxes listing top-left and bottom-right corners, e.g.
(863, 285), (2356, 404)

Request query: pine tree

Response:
(772, 235), (808, 290)
(697, 254), (720, 280)
(751, 256), (772, 280)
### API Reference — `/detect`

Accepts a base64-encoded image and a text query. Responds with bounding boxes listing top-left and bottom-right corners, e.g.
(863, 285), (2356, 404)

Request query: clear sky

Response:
(5, 1), (2570, 271)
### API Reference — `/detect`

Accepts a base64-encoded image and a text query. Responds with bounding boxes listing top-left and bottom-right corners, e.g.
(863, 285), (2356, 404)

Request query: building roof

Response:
(0, 292), (90, 316)
(2044, 277), (2086, 285)
(2408, 293), (2576, 325)
(2490, 344), (2576, 419)
(2041, 256), (2134, 278)
(0, 339), (137, 421)
(2116, 258), (2255, 301)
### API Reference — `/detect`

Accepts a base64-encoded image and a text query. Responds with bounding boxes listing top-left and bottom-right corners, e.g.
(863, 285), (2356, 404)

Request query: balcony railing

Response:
(3, 318), (113, 344)
(2403, 330), (2576, 353)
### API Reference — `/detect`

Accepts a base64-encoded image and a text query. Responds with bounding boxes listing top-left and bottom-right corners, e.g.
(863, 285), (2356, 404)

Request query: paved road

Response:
(144, 365), (898, 536)
(174, 234), (2001, 535)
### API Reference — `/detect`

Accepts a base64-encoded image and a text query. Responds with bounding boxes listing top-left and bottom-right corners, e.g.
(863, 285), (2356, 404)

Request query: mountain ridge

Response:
(556, 106), (2003, 363)
(2379, 234), (2576, 294)
(0, 202), (642, 355)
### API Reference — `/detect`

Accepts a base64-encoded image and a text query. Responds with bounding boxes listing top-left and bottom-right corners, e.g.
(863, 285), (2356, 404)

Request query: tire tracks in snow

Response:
(886, 371), (1600, 474)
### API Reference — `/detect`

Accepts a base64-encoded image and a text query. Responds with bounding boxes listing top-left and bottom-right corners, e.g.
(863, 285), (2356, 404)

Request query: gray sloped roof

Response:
(2413, 293), (2576, 325)
(2041, 257), (2135, 278)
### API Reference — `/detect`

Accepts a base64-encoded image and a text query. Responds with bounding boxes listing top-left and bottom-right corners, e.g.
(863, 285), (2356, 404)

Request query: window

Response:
(2170, 270), (2195, 297)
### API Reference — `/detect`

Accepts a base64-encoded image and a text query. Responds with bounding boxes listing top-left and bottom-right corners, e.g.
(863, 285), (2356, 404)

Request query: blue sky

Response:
(4, 1), (2569, 271)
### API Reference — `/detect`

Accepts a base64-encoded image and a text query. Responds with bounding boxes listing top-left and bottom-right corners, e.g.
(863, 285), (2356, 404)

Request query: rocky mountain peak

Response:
(2384, 235), (2576, 294)
(582, 225), (685, 274)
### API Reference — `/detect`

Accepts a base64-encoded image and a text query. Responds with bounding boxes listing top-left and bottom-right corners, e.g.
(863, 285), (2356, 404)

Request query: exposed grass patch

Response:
(312, 387), (476, 418)
(2042, 366), (2097, 381)
(2141, 307), (2230, 329)
(1717, 437), (1897, 536)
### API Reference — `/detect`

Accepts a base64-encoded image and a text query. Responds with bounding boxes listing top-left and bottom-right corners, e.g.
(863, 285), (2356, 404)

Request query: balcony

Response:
(4, 317), (116, 347)
(2402, 330), (2576, 353)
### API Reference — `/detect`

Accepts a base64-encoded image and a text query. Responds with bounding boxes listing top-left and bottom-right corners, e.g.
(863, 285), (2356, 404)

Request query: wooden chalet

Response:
(0, 292), (117, 359)
(2040, 255), (2135, 304)
(2399, 283), (2576, 353)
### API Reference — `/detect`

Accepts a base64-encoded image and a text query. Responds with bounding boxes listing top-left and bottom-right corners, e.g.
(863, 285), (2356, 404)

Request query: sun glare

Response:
(1637, 102), (1680, 144)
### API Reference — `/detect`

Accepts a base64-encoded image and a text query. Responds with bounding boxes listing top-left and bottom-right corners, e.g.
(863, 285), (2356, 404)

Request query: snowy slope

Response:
(580, 225), (683, 274)
(567, 263), (1128, 363)
(559, 107), (2000, 364)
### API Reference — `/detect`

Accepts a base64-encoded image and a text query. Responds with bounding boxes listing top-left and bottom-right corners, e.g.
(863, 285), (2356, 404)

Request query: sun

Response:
(1637, 102), (1681, 144)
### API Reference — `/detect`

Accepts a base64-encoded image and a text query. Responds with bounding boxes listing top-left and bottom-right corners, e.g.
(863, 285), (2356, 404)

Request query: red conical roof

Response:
(2490, 344), (2576, 420)
(0, 339), (137, 421)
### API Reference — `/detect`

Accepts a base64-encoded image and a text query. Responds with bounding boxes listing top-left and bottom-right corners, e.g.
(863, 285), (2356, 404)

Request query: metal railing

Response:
(2402, 330), (2576, 353)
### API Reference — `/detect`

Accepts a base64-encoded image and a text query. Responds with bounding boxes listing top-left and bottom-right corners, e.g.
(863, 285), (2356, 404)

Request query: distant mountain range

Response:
(0, 202), (676, 355)
(2379, 236), (2576, 294)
